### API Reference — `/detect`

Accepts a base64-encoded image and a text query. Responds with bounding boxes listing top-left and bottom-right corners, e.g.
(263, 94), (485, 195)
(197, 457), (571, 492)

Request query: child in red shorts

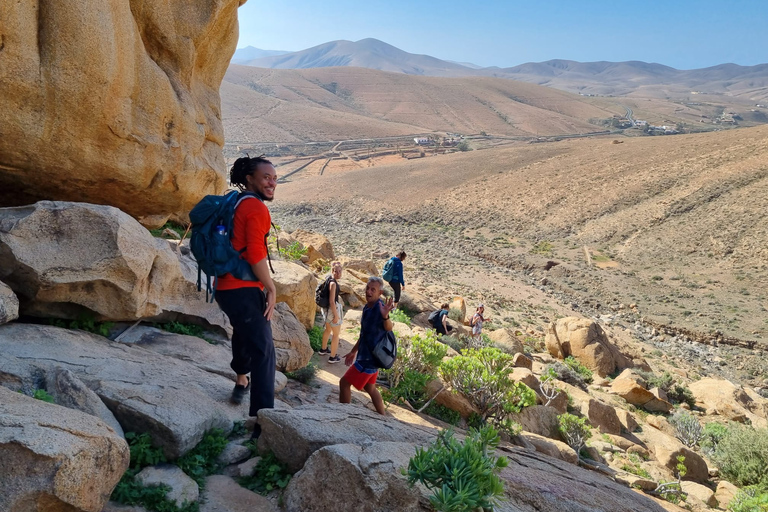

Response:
(339, 276), (394, 415)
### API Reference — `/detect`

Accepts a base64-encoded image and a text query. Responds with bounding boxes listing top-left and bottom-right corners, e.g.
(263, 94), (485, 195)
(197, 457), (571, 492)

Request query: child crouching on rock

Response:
(339, 276), (394, 415)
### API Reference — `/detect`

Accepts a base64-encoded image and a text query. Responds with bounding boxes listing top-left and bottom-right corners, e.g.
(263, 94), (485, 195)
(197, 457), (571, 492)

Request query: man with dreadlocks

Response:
(214, 155), (278, 440)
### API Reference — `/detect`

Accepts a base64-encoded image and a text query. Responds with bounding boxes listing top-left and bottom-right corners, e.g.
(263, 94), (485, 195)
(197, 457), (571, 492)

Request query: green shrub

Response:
(382, 369), (431, 409)
(176, 428), (229, 486)
(33, 389), (55, 403)
(667, 384), (696, 408)
(563, 356), (593, 384)
(149, 221), (187, 239)
(423, 402), (461, 426)
(285, 362), (318, 385)
(278, 241), (307, 261)
(307, 326), (323, 352)
(700, 422), (730, 455)
(155, 321), (213, 344)
(386, 331), (447, 389)
(440, 347), (535, 435)
(545, 361), (589, 389)
(668, 409), (703, 448)
(238, 451), (293, 495)
(390, 308), (411, 325)
(712, 424), (768, 488)
(47, 314), (114, 338)
(728, 486), (768, 512)
(405, 426), (507, 512)
(447, 308), (464, 322)
(557, 413), (592, 454)
(126, 432), (167, 469)
(440, 334), (464, 353)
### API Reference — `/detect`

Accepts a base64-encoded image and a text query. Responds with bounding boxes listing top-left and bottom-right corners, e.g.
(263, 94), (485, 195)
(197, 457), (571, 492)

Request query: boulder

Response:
(616, 409), (639, 433)
(272, 260), (318, 330)
(510, 405), (560, 438)
(257, 403), (437, 472)
(217, 441), (252, 466)
(495, 444), (670, 512)
(560, 383), (621, 435)
(546, 317), (629, 377)
(336, 256), (378, 276)
(425, 378), (480, 419)
(398, 289), (436, 314)
(271, 302), (314, 372)
(449, 297), (467, 323)
(0, 386), (130, 512)
(654, 444), (709, 484)
(200, 475), (278, 512)
(0, 202), (230, 332)
(610, 370), (672, 413)
(135, 465), (199, 508)
(679, 481), (717, 508)
(0, 323), (249, 458)
(283, 442), (427, 512)
(290, 229), (335, 263)
(689, 377), (768, 427)
(0, 0), (241, 223)
(714, 480), (739, 510)
(513, 352), (533, 369)
(45, 368), (125, 438)
(0, 280), (19, 324)
(116, 326), (291, 392)
(488, 328), (525, 355)
(520, 433), (579, 464)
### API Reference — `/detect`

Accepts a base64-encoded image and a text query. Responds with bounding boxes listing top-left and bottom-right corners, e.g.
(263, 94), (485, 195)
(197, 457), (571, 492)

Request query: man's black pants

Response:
(215, 287), (275, 418)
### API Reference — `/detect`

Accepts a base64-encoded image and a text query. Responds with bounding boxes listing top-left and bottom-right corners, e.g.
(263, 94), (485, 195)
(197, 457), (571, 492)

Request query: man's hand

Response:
(343, 350), (357, 366)
(264, 285), (276, 321)
(380, 296), (395, 318)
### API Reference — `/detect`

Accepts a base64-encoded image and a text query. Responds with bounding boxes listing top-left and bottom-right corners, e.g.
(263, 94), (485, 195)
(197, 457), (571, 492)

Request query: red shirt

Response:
(215, 196), (271, 291)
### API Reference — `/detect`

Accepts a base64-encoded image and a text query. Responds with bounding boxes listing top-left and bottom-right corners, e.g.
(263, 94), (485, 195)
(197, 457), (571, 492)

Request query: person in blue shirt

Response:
(385, 251), (406, 309)
(339, 276), (394, 415)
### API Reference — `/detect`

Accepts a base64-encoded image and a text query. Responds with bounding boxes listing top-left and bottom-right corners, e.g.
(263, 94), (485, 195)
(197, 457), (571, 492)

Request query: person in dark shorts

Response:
(339, 276), (394, 415)
(384, 251), (406, 308)
(214, 155), (278, 440)
(431, 303), (453, 336)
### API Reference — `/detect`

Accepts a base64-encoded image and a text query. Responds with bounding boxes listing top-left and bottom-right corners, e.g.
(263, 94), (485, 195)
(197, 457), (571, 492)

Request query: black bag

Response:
(427, 310), (441, 326)
(371, 331), (398, 369)
(315, 276), (332, 308)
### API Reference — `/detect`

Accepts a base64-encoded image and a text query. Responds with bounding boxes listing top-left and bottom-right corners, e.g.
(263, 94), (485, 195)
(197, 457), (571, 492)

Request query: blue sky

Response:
(237, 0), (767, 70)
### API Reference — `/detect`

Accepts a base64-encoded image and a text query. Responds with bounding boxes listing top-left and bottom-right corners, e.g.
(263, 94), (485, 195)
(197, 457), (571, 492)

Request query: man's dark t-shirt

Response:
(356, 299), (387, 372)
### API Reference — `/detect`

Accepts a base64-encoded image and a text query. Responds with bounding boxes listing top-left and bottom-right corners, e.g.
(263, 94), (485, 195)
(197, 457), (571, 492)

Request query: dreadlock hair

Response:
(230, 154), (273, 191)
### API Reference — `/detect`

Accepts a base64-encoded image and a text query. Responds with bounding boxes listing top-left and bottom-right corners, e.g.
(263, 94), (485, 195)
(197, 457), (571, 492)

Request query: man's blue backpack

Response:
(189, 190), (260, 302)
(382, 257), (396, 282)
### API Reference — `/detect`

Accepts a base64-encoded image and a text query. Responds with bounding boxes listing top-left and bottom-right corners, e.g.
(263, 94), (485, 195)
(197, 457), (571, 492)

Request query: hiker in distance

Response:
(319, 261), (344, 363)
(382, 250), (406, 309)
(339, 276), (395, 415)
(430, 303), (454, 336)
(470, 303), (488, 343)
(214, 155), (278, 440)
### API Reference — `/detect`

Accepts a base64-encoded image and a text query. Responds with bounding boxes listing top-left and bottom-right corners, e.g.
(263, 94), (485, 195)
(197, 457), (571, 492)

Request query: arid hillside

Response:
(221, 65), (625, 142)
(271, 125), (768, 346)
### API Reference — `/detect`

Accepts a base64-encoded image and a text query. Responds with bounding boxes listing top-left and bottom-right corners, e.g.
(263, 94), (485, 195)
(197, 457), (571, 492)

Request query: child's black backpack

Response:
(315, 276), (333, 308)
(428, 310), (441, 327)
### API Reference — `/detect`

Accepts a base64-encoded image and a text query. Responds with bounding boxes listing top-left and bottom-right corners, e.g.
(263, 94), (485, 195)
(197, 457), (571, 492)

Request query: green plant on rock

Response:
(381, 369), (432, 410)
(700, 421), (729, 456)
(126, 432), (167, 469)
(386, 330), (447, 389)
(545, 361), (589, 389)
(390, 308), (411, 325)
(563, 356), (593, 384)
(447, 307), (464, 322)
(155, 321), (214, 344)
(307, 326), (323, 352)
(238, 451), (293, 495)
(33, 388), (55, 403)
(285, 362), (318, 385)
(278, 241), (308, 261)
(653, 455), (688, 505)
(440, 347), (535, 435)
(405, 426), (507, 512)
(668, 409), (702, 448)
(423, 402), (462, 426)
(176, 428), (229, 486)
(48, 313), (114, 338)
(149, 221), (187, 239)
(557, 413), (592, 455)
(728, 485), (768, 512)
(711, 423), (768, 488)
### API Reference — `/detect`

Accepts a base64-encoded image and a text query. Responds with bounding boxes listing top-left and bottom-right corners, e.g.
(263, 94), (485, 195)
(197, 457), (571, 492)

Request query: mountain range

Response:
(232, 38), (768, 101)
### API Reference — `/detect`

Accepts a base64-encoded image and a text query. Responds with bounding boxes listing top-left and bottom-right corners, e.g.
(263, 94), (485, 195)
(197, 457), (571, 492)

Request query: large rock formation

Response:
(290, 229), (335, 264)
(0, 0), (245, 225)
(546, 317), (630, 377)
(689, 377), (768, 427)
(0, 280), (19, 325)
(0, 386), (130, 512)
(0, 323), (249, 458)
(272, 260), (317, 330)
(0, 201), (230, 331)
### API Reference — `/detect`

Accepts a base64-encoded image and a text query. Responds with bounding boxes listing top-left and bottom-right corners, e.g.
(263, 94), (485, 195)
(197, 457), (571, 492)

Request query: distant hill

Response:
(232, 46), (290, 63)
(221, 64), (624, 143)
(232, 38), (768, 101)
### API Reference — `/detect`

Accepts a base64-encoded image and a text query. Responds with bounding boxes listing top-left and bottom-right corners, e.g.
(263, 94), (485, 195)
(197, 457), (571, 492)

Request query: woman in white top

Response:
(470, 304), (488, 342)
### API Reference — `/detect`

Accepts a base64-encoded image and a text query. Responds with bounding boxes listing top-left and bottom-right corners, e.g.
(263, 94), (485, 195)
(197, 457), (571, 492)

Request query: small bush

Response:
(176, 428), (229, 486)
(149, 221), (187, 239)
(390, 308), (411, 325)
(405, 426), (507, 512)
(238, 451), (293, 495)
(447, 307), (464, 322)
(545, 361), (589, 389)
(557, 413), (592, 454)
(33, 388), (55, 403)
(155, 321), (213, 344)
(712, 424), (768, 488)
(637, 370), (695, 407)
(700, 422), (729, 455)
(728, 486), (768, 512)
(307, 326), (323, 352)
(386, 331), (447, 389)
(47, 314), (114, 338)
(563, 356), (593, 384)
(125, 432), (167, 469)
(440, 334), (464, 353)
(440, 347), (535, 435)
(668, 409), (702, 448)
(423, 402), (461, 426)
(285, 362), (318, 385)
(278, 241), (307, 261)
(382, 369), (431, 409)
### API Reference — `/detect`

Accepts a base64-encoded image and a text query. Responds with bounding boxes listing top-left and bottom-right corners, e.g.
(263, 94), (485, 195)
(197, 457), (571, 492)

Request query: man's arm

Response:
(344, 338), (361, 366)
(251, 258), (276, 321)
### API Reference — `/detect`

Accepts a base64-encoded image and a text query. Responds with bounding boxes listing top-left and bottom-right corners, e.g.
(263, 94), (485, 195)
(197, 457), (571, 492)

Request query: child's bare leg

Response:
(339, 377), (352, 404)
(321, 322), (332, 350)
(364, 383), (386, 415)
